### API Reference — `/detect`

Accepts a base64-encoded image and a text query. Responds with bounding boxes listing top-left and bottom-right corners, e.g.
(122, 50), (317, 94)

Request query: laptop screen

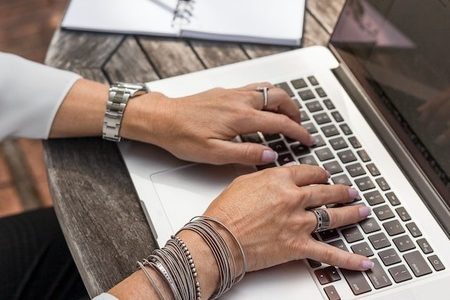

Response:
(330, 0), (450, 206)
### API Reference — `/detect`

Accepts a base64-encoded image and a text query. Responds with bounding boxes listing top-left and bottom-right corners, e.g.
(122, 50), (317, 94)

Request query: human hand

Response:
(121, 83), (312, 165)
(203, 164), (373, 273)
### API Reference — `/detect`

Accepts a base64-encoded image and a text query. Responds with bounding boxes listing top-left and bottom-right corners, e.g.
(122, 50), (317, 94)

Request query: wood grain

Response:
(307, 0), (346, 34)
(45, 4), (342, 296)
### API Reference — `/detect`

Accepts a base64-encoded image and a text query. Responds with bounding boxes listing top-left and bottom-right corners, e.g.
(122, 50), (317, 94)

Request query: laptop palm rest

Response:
(150, 163), (322, 299)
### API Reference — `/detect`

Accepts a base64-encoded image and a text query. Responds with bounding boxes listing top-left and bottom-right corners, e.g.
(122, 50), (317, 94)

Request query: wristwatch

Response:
(102, 82), (149, 142)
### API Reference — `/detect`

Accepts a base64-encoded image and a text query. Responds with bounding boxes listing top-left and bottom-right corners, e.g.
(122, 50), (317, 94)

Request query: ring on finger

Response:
(310, 207), (331, 232)
(256, 86), (270, 110)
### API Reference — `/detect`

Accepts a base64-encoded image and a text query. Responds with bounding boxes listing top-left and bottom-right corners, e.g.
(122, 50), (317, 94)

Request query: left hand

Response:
(122, 82), (313, 165)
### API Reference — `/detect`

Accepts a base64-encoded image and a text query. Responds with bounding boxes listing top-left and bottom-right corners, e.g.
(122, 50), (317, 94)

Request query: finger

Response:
(325, 205), (371, 228)
(283, 164), (330, 187)
(251, 111), (313, 146)
(305, 240), (375, 271)
(208, 140), (278, 165)
(251, 88), (301, 122)
(236, 82), (274, 91)
(300, 185), (360, 208)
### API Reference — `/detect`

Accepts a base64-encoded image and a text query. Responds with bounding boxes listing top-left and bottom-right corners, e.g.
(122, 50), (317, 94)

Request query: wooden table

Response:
(44, 1), (345, 297)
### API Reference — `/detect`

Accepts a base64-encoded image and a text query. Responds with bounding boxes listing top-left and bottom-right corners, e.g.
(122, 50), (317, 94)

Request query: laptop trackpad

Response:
(150, 163), (253, 232)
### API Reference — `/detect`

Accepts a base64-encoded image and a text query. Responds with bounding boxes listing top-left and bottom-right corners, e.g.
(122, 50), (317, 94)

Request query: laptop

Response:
(119, 0), (450, 299)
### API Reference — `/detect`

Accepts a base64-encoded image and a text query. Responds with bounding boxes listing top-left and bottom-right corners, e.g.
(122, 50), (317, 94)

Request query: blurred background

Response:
(0, 0), (68, 217)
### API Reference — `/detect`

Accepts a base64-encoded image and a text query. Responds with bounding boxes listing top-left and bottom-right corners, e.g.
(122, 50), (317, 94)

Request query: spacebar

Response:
(341, 269), (372, 295)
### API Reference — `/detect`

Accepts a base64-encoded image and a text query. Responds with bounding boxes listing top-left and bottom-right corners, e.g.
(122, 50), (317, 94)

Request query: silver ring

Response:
(311, 208), (331, 232)
(256, 86), (269, 110)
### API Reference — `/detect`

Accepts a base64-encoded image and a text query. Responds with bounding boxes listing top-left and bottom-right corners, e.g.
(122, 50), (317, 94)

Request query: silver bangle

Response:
(137, 261), (167, 300)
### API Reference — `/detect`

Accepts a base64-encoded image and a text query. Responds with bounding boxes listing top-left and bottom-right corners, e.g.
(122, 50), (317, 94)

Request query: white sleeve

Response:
(0, 52), (81, 140)
(92, 293), (119, 300)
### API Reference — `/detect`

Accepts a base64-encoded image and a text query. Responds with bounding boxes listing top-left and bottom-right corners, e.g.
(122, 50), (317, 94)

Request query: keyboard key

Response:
(378, 248), (401, 266)
(291, 143), (310, 156)
(395, 207), (411, 222)
(375, 177), (390, 191)
(318, 229), (340, 241)
(299, 155), (318, 166)
(315, 148), (335, 162)
(307, 258), (322, 268)
(275, 82), (294, 97)
(360, 218), (381, 234)
(393, 235), (415, 252)
(373, 205), (395, 221)
(308, 75), (319, 86)
(291, 78), (308, 89)
(351, 242), (374, 257)
(364, 191), (385, 206)
(303, 122), (318, 134)
(241, 133), (262, 144)
(355, 176), (376, 191)
(321, 125), (340, 137)
(323, 285), (341, 300)
(311, 135), (326, 147)
(383, 220), (405, 236)
(314, 266), (341, 285)
(428, 255), (445, 271)
(357, 150), (371, 162)
(323, 99), (335, 110)
(264, 133), (281, 141)
(292, 98), (301, 109)
(385, 192), (400, 206)
(406, 222), (422, 237)
(331, 111), (344, 122)
(328, 239), (349, 252)
(313, 112), (332, 124)
(316, 87), (327, 98)
(339, 123), (353, 135)
(341, 269), (372, 295)
(403, 251), (432, 277)
(369, 232), (391, 249)
(348, 136), (362, 149)
(346, 163), (366, 177)
(285, 136), (297, 143)
(257, 163), (276, 170)
(299, 89), (316, 101)
(388, 265), (412, 283)
(268, 141), (288, 153)
(337, 149), (357, 164)
(332, 174), (352, 186)
(342, 226), (364, 243)
(323, 161), (343, 175)
(278, 153), (294, 165)
(329, 137), (348, 150)
(365, 258), (392, 289)
(416, 238), (433, 254)
(300, 110), (310, 122)
(305, 101), (323, 113)
(366, 163), (380, 176)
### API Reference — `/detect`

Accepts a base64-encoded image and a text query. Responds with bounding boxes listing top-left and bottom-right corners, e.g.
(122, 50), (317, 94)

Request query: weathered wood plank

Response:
(44, 138), (156, 297)
(103, 36), (159, 83)
(45, 30), (123, 69)
(190, 41), (249, 68)
(302, 11), (331, 47)
(138, 37), (204, 78)
(306, 0), (346, 34)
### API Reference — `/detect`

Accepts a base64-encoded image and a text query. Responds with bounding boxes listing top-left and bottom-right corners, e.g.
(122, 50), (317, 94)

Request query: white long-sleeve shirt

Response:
(0, 52), (119, 300)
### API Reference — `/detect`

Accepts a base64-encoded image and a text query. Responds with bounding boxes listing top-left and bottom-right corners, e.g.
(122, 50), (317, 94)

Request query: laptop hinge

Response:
(329, 46), (450, 237)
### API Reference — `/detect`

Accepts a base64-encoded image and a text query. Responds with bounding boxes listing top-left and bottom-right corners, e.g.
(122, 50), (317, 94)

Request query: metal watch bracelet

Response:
(102, 82), (149, 142)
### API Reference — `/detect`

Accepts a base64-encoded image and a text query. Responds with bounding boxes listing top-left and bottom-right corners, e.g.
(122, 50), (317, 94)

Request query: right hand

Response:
(204, 164), (373, 273)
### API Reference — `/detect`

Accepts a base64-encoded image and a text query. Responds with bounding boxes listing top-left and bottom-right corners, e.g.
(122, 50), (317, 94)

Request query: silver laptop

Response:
(119, 1), (450, 299)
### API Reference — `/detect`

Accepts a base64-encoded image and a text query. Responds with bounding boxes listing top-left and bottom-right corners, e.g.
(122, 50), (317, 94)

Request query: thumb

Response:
(211, 140), (278, 165)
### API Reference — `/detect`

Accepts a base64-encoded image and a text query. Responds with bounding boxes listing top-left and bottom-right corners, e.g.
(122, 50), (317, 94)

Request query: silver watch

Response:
(102, 82), (149, 142)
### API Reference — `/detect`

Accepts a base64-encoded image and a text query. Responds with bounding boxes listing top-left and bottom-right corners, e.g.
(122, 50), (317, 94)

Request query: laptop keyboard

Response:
(240, 76), (446, 299)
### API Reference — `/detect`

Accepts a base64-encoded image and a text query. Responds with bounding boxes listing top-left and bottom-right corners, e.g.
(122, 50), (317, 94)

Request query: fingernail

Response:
(284, 161), (298, 166)
(361, 259), (375, 270)
(326, 171), (331, 178)
(262, 150), (278, 163)
(308, 135), (316, 146)
(359, 206), (372, 218)
(348, 188), (359, 199)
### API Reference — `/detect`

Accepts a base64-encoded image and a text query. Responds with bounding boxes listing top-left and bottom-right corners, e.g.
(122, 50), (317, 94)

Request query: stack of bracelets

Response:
(137, 216), (247, 300)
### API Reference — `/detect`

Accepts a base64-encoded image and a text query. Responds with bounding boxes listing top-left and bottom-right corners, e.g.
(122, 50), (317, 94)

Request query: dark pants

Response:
(0, 208), (88, 300)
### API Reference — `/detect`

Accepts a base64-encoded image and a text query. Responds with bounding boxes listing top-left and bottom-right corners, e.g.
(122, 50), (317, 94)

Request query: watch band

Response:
(102, 82), (149, 142)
